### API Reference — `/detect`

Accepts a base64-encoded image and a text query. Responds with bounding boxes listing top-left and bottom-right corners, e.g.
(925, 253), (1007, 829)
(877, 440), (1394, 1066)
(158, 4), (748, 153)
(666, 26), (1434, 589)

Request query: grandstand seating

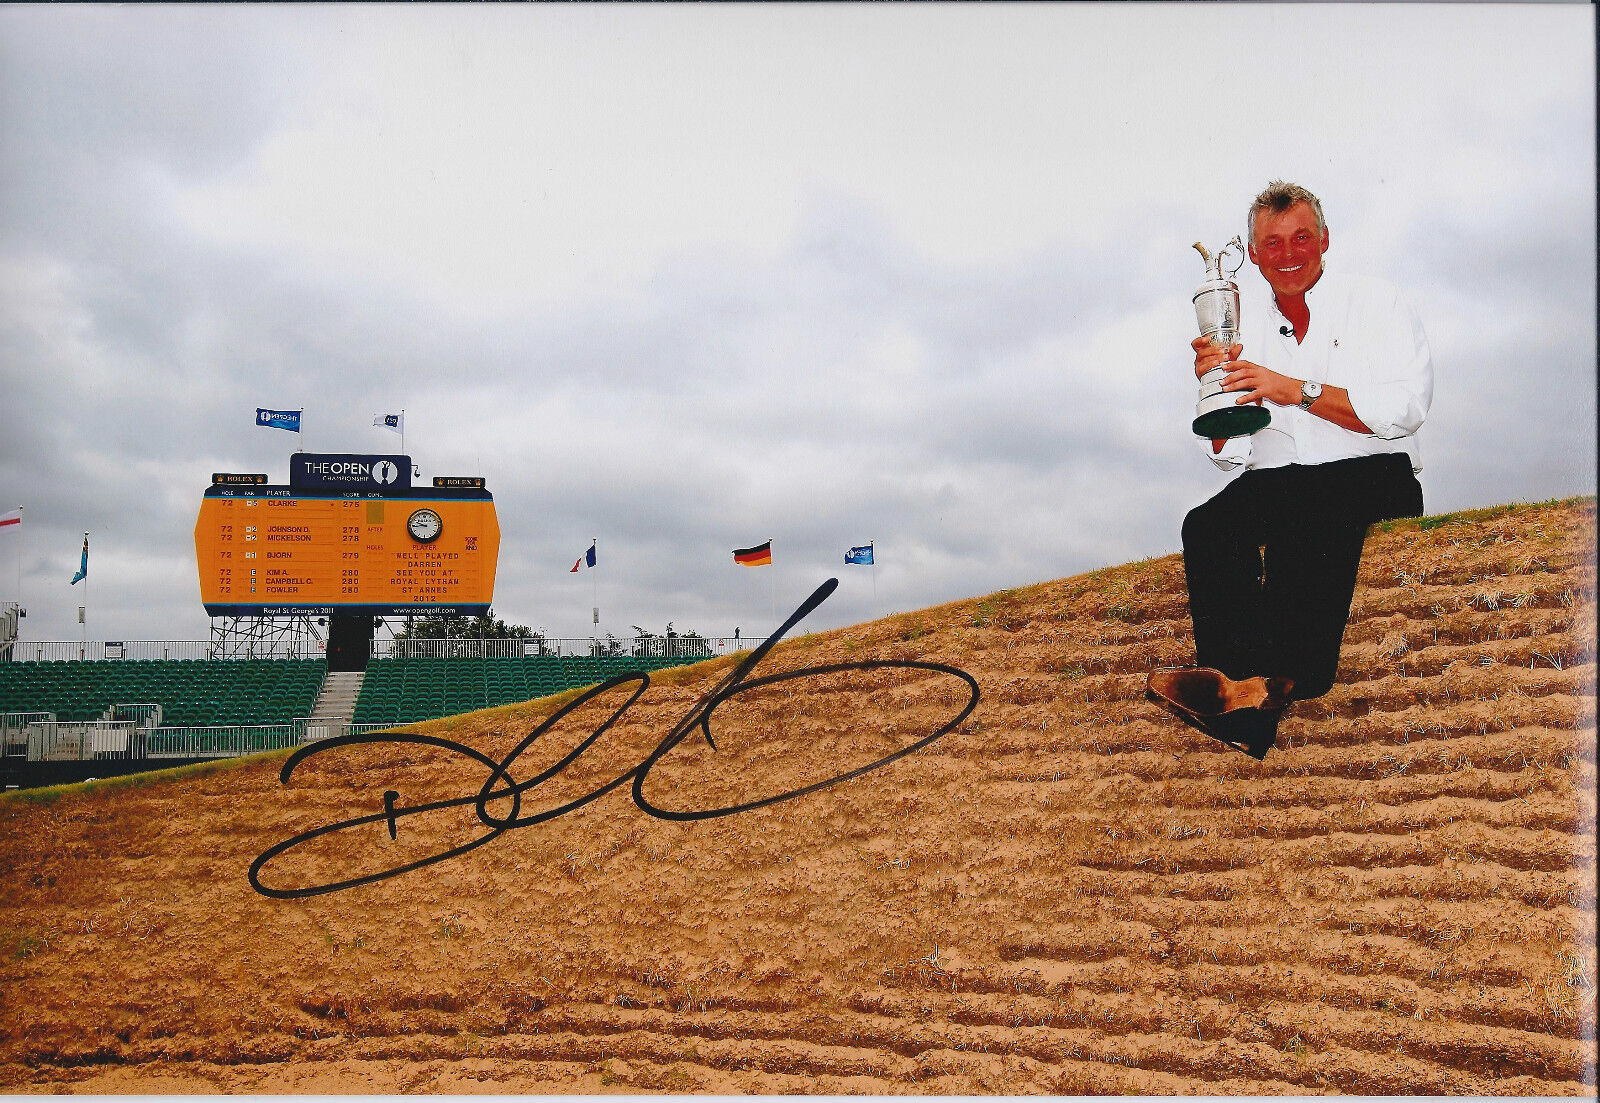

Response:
(0, 658), (325, 727)
(0, 653), (709, 735)
(351, 655), (703, 727)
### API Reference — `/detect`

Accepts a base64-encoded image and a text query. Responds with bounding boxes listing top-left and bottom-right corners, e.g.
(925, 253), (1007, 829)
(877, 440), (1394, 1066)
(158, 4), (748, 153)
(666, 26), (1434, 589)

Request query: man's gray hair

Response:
(1247, 181), (1326, 245)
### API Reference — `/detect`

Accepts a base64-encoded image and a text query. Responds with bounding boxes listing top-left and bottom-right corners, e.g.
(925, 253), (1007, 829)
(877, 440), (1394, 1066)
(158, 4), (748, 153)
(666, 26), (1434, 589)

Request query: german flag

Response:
(733, 540), (772, 567)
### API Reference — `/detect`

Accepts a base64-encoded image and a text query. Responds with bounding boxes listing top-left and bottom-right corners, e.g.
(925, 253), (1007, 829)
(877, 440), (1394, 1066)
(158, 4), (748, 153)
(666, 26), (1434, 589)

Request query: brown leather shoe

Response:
(1143, 690), (1279, 759)
(1146, 667), (1229, 716)
(1146, 667), (1295, 716)
(1146, 667), (1294, 760)
(1225, 674), (1295, 713)
(1145, 683), (1218, 740)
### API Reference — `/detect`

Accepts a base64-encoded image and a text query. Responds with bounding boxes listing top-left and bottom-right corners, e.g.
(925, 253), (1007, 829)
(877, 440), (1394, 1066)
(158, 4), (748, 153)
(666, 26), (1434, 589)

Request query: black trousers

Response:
(1181, 453), (1423, 700)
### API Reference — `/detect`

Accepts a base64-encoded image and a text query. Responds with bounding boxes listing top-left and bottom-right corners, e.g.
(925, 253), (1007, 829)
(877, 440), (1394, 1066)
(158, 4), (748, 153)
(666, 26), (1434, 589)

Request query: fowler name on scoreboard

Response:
(194, 479), (499, 617)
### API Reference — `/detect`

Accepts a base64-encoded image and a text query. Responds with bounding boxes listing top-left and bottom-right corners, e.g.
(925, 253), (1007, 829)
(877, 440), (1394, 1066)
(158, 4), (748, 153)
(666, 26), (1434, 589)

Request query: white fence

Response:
(16, 719), (304, 762)
(2, 711), (54, 758)
(373, 635), (734, 660)
(6, 640), (284, 662)
(23, 720), (141, 760)
(3, 714), (445, 765)
(144, 723), (306, 759)
(299, 719), (399, 743)
(10, 636), (744, 663)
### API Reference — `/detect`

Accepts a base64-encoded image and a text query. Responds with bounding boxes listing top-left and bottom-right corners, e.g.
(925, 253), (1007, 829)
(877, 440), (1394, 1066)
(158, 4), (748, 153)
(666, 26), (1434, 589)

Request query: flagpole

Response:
(769, 539), (776, 637)
(400, 408), (405, 456)
(871, 539), (877, 619)
(592, 537), (598, 635)
(81, 531), (88, 659)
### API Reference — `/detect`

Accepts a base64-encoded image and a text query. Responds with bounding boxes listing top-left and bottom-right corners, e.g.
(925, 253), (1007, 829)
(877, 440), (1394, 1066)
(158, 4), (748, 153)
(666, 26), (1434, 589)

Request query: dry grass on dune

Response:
(0, 497), (1594, 1094)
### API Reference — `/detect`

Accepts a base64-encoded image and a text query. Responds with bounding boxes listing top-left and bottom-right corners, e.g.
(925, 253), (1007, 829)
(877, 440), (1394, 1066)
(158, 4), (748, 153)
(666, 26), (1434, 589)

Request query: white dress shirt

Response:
(1206, 268), (1433, 473)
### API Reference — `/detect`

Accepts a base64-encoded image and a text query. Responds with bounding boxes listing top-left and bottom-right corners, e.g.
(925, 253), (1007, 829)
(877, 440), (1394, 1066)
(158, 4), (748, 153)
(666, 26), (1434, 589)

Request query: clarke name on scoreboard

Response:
(194, 468), (500, 617)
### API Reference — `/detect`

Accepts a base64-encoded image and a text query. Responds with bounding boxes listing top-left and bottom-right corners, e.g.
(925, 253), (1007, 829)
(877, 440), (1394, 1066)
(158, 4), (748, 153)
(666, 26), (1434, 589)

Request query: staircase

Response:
(306, 670), (364, 740)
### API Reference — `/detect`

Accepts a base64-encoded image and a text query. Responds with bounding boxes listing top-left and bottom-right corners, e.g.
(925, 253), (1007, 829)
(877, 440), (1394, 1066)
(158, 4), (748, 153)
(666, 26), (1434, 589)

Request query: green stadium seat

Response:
(0, 656), (330, 734)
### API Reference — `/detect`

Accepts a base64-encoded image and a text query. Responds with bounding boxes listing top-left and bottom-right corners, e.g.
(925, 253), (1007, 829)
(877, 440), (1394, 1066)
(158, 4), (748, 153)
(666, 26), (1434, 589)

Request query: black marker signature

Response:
(249, 578), (979, 899)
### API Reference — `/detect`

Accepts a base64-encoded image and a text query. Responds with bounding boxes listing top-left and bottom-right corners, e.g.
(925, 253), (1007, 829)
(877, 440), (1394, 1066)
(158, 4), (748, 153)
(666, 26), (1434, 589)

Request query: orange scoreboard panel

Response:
(195, 487), (500, 617)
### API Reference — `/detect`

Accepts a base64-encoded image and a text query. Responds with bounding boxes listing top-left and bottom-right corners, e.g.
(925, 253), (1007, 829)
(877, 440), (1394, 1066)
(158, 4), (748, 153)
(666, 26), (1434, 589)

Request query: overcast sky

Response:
(1, 4), (1594, 647)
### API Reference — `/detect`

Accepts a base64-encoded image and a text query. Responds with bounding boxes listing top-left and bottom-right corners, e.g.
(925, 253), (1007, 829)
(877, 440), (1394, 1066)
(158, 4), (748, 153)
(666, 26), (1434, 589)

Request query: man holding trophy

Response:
(1146, 181), (1433, 759)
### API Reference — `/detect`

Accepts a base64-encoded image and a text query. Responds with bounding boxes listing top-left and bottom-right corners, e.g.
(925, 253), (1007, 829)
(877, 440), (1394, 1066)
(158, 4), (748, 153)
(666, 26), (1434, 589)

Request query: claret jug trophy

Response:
(1191, 237), (1270, 439)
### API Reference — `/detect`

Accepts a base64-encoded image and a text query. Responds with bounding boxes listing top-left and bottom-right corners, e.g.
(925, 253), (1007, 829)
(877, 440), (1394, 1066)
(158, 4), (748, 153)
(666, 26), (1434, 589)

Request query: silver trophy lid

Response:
(1193, 237), (1244, 281)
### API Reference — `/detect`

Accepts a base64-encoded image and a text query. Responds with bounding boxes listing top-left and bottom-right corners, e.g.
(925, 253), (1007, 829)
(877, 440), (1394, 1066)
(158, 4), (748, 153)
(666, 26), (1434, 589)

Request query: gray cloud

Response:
(1, 6), (1593, 649)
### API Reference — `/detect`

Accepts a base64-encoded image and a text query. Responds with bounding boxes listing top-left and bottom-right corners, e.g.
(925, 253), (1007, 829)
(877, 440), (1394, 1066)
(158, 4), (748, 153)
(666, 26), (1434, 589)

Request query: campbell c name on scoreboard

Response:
(194, 475), (500, 618)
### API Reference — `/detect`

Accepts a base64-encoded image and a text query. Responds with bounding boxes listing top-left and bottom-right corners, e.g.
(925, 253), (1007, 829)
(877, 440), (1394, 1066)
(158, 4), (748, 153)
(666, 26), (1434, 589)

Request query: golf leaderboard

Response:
(194, 462), (500, 617)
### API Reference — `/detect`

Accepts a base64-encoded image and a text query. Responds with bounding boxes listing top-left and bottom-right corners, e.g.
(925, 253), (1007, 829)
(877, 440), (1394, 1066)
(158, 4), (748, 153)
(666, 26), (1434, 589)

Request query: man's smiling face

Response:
(1248, 201), (1329, 299)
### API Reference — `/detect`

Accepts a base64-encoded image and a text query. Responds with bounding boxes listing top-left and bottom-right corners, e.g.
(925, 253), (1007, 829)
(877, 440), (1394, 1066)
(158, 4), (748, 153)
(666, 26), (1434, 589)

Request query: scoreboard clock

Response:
(406, 508), (444, 544)
(194, 484), (500, 617)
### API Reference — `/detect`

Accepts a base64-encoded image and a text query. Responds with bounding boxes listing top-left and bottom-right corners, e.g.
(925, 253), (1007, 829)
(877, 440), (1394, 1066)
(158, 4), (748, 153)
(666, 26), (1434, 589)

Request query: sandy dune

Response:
(1, 497), (1594, 1093)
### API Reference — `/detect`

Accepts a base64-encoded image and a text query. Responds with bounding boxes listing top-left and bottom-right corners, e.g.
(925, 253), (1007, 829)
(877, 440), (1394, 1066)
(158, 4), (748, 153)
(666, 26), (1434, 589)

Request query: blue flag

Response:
(845, 544), (874, 565)
(70, 536), (88, 585)
(256, 408), (301, 433)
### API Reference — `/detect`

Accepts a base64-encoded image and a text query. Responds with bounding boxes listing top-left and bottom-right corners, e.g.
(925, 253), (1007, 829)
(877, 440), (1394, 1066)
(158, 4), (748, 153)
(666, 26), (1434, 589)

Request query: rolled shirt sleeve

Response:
(1343, 285), (1434, 440)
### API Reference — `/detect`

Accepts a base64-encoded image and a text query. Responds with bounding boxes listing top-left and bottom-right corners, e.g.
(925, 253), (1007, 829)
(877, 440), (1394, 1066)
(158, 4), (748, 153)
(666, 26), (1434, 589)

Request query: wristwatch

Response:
(1299, 380), (1323, 410)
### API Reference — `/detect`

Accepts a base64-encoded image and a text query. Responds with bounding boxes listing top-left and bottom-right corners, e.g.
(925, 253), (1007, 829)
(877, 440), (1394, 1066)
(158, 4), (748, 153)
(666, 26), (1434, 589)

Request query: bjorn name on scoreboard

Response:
(195, 453), (500, 617)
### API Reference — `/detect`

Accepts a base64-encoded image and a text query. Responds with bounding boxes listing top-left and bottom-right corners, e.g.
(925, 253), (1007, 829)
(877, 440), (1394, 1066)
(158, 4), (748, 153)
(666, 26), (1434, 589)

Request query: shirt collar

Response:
(1268, 266), (1332, 317)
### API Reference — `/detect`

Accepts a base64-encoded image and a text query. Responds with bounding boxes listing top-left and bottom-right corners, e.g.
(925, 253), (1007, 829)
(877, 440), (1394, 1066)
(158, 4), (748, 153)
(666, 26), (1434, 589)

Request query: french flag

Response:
(570, 542), (596, 572)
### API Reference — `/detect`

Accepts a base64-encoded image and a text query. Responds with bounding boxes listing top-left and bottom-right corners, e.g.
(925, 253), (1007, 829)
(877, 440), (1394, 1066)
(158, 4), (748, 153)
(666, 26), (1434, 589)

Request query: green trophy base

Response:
(1192, 403), (1271, 440)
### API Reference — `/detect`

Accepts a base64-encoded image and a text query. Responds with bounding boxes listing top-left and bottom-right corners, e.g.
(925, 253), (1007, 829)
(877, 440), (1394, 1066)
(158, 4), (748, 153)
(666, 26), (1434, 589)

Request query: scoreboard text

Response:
(195, 486), (500, 617)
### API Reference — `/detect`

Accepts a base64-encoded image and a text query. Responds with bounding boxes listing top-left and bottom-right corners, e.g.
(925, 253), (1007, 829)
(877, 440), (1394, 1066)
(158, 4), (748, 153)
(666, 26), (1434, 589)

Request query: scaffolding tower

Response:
(208, 615), (324, 660)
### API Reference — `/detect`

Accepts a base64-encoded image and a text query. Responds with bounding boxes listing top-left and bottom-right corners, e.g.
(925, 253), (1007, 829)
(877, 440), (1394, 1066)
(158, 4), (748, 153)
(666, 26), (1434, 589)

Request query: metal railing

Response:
(2, 711), (55, 759)
(373, 636), (740, 660)
(109, 702), (163, 727)
(4, 714), (436, 765)
(299, 718), (398, 742)
(21, 720), (140, 761)
(7, 636), (747, 663)
(142, 723), (303, 759)
(4, 640), (313, 662)
(18, 719), (306, 762)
